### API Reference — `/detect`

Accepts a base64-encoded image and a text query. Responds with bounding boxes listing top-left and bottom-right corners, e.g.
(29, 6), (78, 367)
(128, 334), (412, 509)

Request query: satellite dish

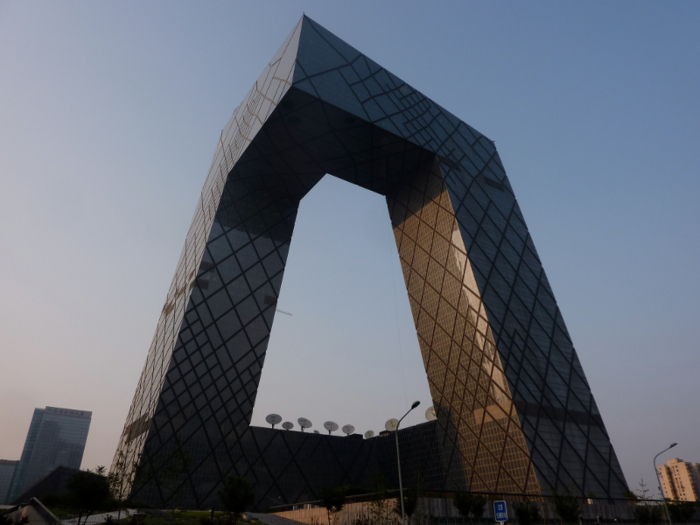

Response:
(342, 424), (355, 436)
(282, 421), (293, 431)
(385, 418), (399, 432)
(425, 406), (437, 422)
(266, 414), (282, 428)
(298, 417), (312, 431)
(324, 421), (339, 435)
(364, 430), (375, 439)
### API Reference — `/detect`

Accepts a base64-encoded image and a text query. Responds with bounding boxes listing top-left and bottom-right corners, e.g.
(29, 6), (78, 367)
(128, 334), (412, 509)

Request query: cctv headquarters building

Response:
(112, 16), (628, 509)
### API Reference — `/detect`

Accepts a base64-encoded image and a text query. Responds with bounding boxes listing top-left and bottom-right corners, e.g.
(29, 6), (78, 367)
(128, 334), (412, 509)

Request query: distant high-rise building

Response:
(659, 458), (700, 502)
(7, 406), (91, 503)
(0, 460), (19, 504)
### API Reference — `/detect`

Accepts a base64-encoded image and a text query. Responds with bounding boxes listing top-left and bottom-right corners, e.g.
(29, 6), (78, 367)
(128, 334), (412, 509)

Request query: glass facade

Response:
(7, 407), (91, 503)
(112, 15), (628, 510)
(0, 460), (19, 504)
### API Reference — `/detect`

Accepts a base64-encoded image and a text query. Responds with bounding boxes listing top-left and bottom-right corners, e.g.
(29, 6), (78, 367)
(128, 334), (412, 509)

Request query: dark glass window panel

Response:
(115, 16), (628, 510)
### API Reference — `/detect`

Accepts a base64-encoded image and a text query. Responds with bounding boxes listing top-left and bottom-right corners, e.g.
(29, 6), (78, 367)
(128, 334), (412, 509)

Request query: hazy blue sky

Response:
(1, 1), (698, 498)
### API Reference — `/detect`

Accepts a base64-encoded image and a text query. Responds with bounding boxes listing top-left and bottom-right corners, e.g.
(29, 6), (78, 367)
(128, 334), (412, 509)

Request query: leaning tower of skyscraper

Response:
(112, 16), (628, 510)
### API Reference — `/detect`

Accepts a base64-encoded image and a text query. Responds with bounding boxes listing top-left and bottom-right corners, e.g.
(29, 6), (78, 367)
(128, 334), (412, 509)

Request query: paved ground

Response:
(59, 509), (303, 525)
(247, 513), (303, 525)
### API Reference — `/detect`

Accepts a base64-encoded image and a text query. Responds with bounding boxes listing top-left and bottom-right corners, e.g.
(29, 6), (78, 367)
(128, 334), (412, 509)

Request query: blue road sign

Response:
(494, 500), (508, 523)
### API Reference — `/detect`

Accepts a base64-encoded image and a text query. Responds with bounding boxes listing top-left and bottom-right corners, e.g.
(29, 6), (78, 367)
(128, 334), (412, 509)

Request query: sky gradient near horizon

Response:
(1, 1), (698, 498)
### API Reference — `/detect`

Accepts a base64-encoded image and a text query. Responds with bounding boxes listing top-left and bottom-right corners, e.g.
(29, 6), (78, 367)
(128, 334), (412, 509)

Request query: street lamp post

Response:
(653, 443), (677, 525)
(392, 401), (420, 525)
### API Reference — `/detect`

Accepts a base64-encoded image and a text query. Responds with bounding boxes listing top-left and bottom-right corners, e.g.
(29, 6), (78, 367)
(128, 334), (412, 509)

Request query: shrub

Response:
(217, 476), (255, 525)
(515, 502), (541, 525)
(550, 490), (580, 525)
(667, 502), (696, 523)
(633, 505), (662, 525)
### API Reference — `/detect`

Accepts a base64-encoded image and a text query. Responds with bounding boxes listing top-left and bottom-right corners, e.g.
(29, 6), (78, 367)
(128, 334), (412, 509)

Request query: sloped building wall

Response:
(112, 16), (627, 510)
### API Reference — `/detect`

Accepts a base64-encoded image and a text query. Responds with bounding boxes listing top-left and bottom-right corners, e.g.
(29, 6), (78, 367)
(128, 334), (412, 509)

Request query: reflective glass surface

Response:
(8, 407), (91, 503)
(113, 15), (627, 510)
(0, 461), (18, 504)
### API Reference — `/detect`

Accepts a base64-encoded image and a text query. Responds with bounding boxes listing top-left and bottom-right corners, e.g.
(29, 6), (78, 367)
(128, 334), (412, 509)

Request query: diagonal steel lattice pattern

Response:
(112, 16), (628, 510)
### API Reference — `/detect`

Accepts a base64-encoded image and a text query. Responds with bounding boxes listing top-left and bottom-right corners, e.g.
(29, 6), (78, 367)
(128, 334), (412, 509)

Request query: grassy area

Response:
(48, 508), (75, 519)
(167, 511), (223, 519)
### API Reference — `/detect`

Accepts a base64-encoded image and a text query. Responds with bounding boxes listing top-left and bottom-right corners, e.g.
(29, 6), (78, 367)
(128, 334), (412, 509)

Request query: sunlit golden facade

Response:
(112, 16), (628, 509)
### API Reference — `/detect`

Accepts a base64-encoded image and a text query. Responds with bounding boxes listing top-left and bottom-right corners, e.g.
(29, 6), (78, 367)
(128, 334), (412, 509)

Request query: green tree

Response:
(108, 451), (130, 519)
(217, 476), (255, 525)
(635, 477), (653, 502)
(515, 502), (541, 525)
(319, 487), (346, 525)
(550, 490), (580, 525)
(453, 493), (486, 524)
(67, 469), (112, 525)
(470, 496), (486, 519)
(366, 474), (392, 525)
(623, 490), (638, 502)
(393, 489), (418, 525)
